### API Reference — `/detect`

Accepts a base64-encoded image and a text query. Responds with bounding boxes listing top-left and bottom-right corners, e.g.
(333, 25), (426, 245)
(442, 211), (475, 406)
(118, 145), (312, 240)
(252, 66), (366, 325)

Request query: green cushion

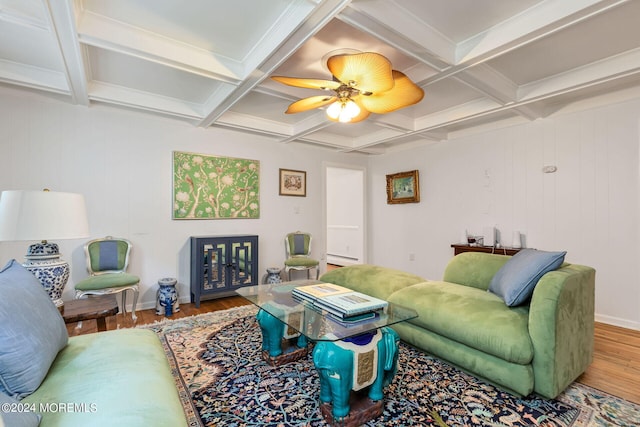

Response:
(388, 281), (533, 364)
(392, 321), (534, 397)
(443, 252), (510, 290)
(88, 240), (129, 272)
(284, 257), (319, 268)
(75, 273), (139, 291)
(23, 329), (187, 427)
(320, 264), (425, 300)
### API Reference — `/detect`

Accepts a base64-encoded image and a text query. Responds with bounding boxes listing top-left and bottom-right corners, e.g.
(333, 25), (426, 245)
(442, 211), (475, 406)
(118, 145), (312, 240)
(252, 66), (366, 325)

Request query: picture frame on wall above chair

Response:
(279, 168), (306, 197)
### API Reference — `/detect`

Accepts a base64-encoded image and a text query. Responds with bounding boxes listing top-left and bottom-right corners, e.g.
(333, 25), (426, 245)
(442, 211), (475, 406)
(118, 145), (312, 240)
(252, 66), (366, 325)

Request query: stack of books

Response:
(292, 283), (388, 324)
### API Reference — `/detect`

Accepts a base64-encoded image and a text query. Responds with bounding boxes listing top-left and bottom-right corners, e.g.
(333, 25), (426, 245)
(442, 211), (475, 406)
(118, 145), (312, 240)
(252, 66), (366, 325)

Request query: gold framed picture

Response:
(279, 168), (306, 197)
(386, 170), (420, 204)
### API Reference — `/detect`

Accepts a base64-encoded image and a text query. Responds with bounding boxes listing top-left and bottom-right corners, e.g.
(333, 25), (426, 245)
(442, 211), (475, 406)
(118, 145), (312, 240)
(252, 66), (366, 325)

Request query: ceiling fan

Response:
(271, 52), (424, 123)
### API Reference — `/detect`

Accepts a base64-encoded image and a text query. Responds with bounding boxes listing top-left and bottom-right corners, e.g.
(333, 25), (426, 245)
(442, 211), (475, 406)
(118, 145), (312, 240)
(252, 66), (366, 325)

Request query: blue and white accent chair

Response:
(74, 236), (140, 321)
(284, 231), (319, 280)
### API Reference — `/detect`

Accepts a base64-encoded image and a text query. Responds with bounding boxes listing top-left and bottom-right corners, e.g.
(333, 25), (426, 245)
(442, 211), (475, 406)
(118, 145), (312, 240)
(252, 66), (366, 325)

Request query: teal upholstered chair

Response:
(74, 236), (140, 321)
(284, 231), (319, 280)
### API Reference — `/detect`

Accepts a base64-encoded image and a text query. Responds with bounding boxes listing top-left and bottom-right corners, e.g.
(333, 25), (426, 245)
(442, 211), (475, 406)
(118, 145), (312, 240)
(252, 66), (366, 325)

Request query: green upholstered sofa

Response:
(319, 252), (595, 398)
(22, 329), (188, 427)
(0, 259), (187, 427)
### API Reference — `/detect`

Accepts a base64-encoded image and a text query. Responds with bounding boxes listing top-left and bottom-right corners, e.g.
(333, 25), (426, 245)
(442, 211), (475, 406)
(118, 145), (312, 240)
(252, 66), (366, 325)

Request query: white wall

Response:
(368, 99), (640, 330)
(0, 86), (367, 309)
(3, 85), (640, 330)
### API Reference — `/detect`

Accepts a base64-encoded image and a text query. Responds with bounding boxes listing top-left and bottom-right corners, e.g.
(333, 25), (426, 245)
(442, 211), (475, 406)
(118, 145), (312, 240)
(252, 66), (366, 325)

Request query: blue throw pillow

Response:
(0, 392), (41, 426)
(0, 259), (68, 399)
(489, 249), (567, 307)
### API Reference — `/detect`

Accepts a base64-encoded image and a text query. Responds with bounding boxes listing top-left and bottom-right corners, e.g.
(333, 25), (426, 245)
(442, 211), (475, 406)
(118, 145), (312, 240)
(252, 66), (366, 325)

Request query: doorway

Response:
(325, 165), (365, 266)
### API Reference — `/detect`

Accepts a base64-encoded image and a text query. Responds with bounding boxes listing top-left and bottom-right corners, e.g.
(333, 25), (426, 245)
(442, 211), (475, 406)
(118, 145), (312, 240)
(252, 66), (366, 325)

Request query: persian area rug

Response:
(140, 306), (640, 426)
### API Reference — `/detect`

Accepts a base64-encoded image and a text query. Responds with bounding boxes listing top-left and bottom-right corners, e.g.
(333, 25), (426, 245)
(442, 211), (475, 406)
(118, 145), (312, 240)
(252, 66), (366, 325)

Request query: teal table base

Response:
(320, 393), (383, 427)
(261, 341), (310, 367)
(256, 307), (309, 366)
(312, 327), (400, 424)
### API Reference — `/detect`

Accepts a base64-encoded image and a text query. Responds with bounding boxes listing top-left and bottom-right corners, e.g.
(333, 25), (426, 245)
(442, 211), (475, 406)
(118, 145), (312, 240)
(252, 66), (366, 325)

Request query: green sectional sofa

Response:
(0, 259), (187, 427)
(320, 251), (595, 398)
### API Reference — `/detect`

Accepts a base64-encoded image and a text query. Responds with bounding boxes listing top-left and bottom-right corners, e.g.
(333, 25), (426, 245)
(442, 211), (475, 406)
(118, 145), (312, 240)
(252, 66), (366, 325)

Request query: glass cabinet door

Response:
(230, 239), (254, 287)
(203, 242), (227, 291)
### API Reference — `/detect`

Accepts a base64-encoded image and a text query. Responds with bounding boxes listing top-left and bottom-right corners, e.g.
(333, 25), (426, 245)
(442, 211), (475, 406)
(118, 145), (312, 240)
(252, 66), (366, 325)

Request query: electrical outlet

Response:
(409, 253), (415, 261)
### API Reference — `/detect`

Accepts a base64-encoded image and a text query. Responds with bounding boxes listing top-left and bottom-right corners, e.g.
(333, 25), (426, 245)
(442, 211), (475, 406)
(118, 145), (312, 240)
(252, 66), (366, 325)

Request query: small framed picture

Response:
(386, 170), (420, 204)
(279, 168), (307, 197)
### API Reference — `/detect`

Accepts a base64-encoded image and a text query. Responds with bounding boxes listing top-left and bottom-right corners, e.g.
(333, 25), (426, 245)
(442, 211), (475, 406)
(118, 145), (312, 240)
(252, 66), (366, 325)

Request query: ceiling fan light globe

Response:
(326, 102), (342, 119)
(343, 100), (360, 118)
(338, 111), (351, 123)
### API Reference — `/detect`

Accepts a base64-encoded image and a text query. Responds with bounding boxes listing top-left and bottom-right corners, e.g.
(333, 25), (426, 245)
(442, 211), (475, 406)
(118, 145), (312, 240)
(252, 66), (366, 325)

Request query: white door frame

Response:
(322, 162), (367, 266)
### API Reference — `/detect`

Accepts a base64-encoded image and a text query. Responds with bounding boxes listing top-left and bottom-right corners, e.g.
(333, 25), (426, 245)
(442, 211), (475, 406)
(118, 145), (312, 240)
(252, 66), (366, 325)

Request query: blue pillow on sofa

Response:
(489, 249), (566, 306)
(0, 259), (68, 399)
(0, 392), (41, 426)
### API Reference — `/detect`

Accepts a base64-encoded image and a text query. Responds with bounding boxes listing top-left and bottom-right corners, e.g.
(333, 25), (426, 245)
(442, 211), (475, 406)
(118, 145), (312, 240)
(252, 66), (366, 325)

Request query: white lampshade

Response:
(0, 190), (89, 242)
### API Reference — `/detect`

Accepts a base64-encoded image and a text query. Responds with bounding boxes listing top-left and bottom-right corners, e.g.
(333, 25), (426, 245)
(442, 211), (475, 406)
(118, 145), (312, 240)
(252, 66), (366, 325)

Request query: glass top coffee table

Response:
(236, 280), (418, 342)
(236, 280), (418, 425)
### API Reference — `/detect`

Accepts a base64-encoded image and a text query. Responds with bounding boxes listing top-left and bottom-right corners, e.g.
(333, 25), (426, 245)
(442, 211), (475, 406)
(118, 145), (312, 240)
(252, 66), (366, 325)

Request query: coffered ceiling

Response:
(2, 0), (639, 154)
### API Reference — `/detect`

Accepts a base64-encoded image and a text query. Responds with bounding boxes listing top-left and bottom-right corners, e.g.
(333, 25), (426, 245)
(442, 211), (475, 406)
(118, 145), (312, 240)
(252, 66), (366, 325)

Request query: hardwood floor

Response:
(65, 295), (640, 405)
(576, 322), (640, 404)
(64, 295), (251, 336)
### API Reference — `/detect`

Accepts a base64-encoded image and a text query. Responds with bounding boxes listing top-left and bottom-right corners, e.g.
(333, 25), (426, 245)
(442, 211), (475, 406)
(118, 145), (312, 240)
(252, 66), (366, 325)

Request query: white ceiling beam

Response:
(511, 104), (545, 121)
(198, 0), (352, 128)
(44, 0), (89, 105)
(289, 112), (334, 140)
(457, 0), (630, 65)
(0, 6), (48, 31)
(214, 111), (293, 137)
(88, 81), (203, 119)
(280, 122), (334, 144)
(419, 0), (630, 89)
(339, 0), (453, 69)
(455, 64), (518, 104)
(370, 113), (417, 132)
(415, 130), (448, 142)
(415, 98), (502, 130)
(294, 133), (357, 150)
(0, 59), (68, 93)
(454, 64), (546, 121)
(76, 10), (244, 83)
(519, 47), (640, 101)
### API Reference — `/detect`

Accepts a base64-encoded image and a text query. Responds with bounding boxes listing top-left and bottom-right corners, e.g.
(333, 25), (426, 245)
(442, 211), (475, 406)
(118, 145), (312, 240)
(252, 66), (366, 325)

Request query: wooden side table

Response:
(61, 295), (119, 332)
(451, 244), (521, 256)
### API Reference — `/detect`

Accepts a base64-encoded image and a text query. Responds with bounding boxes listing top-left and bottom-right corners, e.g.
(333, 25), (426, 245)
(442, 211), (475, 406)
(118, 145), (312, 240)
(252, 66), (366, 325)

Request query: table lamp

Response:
(0, 189), (90, 307)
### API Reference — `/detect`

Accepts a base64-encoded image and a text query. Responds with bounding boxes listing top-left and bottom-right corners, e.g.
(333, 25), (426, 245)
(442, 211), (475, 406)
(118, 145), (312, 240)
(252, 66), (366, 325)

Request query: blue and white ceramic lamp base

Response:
(23, 242), (70, 308)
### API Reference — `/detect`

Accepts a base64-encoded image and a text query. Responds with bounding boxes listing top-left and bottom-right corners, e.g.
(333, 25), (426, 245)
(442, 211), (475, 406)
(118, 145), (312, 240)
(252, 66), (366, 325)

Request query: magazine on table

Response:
(291, 283), (351, 303)
(314, 291), (388, 317)
(326, 311), (383, 327)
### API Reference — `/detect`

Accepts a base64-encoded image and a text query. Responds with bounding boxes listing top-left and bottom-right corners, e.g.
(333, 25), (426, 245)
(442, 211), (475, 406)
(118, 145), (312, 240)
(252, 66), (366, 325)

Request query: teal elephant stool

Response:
(256, 302), (309, 366)
(312, 327), (400, 425)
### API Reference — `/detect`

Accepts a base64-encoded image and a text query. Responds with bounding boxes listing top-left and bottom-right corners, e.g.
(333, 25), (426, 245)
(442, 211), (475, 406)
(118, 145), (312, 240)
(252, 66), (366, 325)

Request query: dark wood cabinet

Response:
(190, 235), (258, 307)
(451, 244), (521, 256)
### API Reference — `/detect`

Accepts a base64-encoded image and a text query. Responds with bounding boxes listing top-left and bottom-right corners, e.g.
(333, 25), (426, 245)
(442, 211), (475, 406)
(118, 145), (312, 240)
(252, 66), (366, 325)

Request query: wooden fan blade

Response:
(327, 52), (394, 93)
(271, 76), (341, 90)
(326, 97), (371, 123)
(359, 70), (424, 114)
(285, 96), (337, 114)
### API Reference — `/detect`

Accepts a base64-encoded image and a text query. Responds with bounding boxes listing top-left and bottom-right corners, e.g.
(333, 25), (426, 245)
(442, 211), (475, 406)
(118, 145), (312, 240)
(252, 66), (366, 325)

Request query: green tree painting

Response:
(173, 151), (260, 219)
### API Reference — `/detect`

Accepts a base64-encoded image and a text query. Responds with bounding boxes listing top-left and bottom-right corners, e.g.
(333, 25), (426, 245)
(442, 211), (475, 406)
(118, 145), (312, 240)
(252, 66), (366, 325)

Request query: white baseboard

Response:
(595, 313), (640, 331)
(327, 254), (360, 266)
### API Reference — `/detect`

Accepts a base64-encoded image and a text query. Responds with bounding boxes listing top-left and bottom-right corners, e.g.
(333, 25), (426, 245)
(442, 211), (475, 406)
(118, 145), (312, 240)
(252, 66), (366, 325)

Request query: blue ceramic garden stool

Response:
(156, 277), (180, 316)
